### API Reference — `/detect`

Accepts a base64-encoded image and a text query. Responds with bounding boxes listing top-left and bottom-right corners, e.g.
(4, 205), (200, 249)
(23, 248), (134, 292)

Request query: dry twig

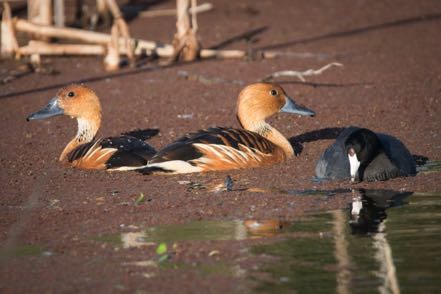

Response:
(262, 62), (343, 82)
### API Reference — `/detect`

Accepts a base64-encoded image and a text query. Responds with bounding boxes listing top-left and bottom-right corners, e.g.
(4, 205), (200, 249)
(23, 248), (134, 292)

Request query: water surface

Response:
(251, 189), (441, 293)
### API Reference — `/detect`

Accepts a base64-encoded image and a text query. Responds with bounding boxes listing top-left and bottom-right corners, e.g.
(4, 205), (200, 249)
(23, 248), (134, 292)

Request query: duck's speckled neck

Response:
(59, 117), (100, 162)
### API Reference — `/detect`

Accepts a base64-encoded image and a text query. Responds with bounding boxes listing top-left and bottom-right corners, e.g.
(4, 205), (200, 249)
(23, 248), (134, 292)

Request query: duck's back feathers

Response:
(144, 127), (280, 174)
(315, 127), (416, 181)
(67, 135), (156, 170)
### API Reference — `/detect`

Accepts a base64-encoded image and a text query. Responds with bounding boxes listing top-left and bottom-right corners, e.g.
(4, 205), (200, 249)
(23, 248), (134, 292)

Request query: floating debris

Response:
(134, 193), (146, 205)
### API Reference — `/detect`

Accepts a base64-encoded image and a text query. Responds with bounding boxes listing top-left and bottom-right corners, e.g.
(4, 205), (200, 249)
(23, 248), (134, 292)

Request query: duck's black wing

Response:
(120, 128), (159, 141)
(67, 135), (156, 170)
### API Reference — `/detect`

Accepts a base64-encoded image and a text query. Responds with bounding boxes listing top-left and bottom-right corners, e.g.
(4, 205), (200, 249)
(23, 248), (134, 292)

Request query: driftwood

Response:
(53, 0), (64, 27)
(14, 42), (247, 61)
(139, 2), (213, 18)
(14, 18), (174, 56)
(104, 24), (120, 71)
(12, 18), (249, 59)
(27, 0), (51, 41)
(171, 0), (201, 62)
(103, 0), (134, 64)
(17, 41), (105, 55)
(1, 2), (19, 57)
(29, 51), (41, 67)
(0, 0), (294, 70)
(28, 0), (52, 26)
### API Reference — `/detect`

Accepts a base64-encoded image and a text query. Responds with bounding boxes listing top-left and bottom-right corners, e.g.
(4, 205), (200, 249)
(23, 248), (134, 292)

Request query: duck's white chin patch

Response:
(348, 153), (361, 181)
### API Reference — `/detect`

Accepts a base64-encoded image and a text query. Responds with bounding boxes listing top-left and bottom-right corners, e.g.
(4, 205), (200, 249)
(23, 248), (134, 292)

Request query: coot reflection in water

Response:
(349, 189), (413, 235)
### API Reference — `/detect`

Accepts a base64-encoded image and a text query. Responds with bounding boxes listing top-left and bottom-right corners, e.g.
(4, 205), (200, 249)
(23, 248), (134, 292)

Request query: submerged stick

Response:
(262, 62), (343, 82)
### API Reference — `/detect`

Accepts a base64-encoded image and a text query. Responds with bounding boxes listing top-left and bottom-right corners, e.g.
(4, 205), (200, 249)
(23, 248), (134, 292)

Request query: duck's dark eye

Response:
(270, 89), (278, 96)
(67, 91), (75, 97)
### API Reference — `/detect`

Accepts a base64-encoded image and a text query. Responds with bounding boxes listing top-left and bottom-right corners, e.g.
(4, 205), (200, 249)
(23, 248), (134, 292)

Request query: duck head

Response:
(27, 84), (102, 124)
(236, 83), (315, 132)
(345, 128), (382, 182)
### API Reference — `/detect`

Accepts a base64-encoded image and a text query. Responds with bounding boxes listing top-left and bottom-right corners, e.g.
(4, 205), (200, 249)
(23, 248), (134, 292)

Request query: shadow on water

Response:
(250, 189), (441, 293)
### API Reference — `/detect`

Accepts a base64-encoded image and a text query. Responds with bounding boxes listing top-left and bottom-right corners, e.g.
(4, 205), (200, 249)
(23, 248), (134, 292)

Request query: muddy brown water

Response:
(1, 0), (441, 292)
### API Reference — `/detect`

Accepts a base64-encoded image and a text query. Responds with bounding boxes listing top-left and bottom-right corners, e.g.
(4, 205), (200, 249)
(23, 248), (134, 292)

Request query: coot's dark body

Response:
(315, 127), (416, 181)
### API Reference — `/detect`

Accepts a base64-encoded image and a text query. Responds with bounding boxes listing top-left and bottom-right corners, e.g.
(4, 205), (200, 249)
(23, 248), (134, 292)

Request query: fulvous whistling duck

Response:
(141, 82), (315, 174)
(27, 84), (156, 171)
(315, 127), (416, 182)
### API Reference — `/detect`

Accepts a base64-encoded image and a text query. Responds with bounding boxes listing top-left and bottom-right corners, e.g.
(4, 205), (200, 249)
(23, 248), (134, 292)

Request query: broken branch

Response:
(261, 62), (343, 82)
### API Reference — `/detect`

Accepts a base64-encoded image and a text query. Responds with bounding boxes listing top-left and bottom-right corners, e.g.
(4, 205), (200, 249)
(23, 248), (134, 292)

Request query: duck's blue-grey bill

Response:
(26, 98), (64, 121)
(281, 97), (315, 117)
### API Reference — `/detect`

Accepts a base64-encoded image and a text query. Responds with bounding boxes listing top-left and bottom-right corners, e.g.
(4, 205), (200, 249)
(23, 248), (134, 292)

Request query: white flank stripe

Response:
(147, 160), (203, 173)
(108, 164), (148, 172)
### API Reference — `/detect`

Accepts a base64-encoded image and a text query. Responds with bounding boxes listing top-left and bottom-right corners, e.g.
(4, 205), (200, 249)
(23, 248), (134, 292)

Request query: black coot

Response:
(315, 127), (416, 182)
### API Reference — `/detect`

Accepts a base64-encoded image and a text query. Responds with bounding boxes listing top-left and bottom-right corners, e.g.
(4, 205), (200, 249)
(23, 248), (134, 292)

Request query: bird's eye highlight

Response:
(270, 89), (278, 96)
(67, 91), (75, 97)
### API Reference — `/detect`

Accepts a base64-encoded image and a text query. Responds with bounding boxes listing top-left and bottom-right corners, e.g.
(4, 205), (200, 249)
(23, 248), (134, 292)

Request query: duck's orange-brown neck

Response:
(59, 116), (101, 162)
(237, 115), (294, 158)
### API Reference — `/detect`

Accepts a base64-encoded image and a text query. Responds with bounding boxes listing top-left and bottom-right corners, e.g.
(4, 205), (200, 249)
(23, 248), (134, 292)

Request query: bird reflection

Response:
(349, 189), (413, 235)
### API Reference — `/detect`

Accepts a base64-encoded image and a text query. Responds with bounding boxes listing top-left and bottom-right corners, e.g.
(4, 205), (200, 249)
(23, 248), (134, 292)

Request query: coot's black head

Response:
(345, 128), (382, 182)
